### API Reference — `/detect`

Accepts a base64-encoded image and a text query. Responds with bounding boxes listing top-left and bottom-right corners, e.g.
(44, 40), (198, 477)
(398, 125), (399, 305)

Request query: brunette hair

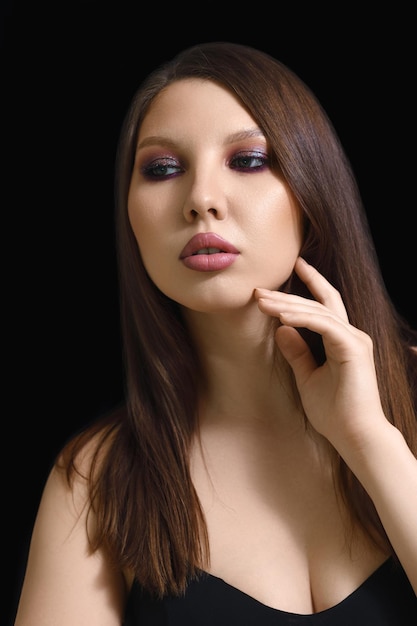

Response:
(61, 41), (417, 597)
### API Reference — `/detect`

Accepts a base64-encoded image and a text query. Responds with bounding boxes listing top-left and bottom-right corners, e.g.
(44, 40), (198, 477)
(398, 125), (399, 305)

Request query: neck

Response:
(183, 305), (301, 429)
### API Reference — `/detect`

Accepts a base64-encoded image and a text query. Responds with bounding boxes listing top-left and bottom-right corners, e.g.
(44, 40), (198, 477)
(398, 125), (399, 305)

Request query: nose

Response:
(182, 165), (227, 223)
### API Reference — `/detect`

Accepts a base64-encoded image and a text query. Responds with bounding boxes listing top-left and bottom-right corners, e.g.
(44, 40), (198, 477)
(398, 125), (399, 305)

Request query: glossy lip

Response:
(179, 232), (240, 272)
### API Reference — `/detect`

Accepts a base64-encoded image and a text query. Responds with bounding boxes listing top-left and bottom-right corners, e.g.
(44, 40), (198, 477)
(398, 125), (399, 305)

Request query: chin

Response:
(178, 291), (258, 315)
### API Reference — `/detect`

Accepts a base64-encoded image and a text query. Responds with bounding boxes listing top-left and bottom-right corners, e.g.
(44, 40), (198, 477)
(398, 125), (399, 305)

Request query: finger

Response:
(256, 289), (341, 318)
(256, 289), (367, 364)
(294, 257), (349, 322)
(275, 325), (317, 386)
(256, 291), (349, 333)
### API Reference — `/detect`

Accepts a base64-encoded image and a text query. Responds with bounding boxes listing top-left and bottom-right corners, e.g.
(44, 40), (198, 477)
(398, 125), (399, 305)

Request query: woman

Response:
(14, 41), (417, 625)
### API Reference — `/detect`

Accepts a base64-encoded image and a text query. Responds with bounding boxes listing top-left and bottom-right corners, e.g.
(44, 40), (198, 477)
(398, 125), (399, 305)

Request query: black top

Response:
(123, 557), (416, 625)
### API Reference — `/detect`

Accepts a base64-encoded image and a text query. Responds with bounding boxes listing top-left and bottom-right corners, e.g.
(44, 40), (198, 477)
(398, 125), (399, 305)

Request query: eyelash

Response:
(230, 151), (269, 171)
(141, 151), (270, 180)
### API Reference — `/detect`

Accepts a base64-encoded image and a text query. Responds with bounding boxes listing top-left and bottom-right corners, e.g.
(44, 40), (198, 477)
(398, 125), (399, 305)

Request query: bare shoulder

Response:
(14, 428), (127, 626)
(50, 430), (106, 516)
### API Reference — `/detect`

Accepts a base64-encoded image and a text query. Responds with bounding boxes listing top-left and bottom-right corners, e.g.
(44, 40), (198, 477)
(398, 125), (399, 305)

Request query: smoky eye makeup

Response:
(135, 129), (272, 180)
(228, 149), (270, 172)
(140, 155), (184, 180)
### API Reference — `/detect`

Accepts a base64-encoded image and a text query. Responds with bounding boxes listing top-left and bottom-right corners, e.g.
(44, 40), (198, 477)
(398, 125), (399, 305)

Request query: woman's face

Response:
(128, 78), (303, 313)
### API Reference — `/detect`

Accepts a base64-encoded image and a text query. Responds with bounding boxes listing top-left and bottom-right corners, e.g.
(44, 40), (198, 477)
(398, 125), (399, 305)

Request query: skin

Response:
(128, 79), (303, 315)
(14, 79), (417, 625)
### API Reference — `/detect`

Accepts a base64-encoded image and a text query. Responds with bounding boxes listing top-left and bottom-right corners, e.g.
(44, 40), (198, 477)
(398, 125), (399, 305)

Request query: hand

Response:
(255, 257), (387, 455)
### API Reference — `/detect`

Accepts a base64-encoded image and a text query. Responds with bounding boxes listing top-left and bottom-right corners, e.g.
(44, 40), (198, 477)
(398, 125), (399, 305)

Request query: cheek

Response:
(248, 184), (302, 246)
(279, 205), (303, 250)
(127, 207), (164, 285)
(127, 187), (163, 255)
(277, 186), (302, 244)
(249, 187), (303, 283)
(127, 187), (180, 294)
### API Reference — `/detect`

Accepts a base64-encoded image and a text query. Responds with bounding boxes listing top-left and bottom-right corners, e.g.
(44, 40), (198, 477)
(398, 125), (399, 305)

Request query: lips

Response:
(179, 232), (240, 272)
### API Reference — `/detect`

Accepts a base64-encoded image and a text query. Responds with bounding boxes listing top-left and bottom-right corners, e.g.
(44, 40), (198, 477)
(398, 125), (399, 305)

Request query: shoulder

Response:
(35, 424), (116, 564)
(14, 423), (128, 625)
(58, 408), (125, 493)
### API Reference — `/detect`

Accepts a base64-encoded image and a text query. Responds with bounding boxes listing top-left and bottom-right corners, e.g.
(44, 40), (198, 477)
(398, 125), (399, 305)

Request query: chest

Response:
(190, 428), (387, 613)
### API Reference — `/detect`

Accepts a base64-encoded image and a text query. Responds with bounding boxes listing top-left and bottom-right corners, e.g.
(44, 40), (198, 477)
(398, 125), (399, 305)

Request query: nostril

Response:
(185, 206), (221, 220)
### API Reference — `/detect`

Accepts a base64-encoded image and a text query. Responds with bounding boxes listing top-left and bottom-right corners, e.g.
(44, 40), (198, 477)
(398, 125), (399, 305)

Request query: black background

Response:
(4, 3), (416, 623)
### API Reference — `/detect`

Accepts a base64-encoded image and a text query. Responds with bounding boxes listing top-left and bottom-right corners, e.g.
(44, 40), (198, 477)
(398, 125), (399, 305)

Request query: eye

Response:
(141, 157), (183, 180)
(229, 151), (270, 172)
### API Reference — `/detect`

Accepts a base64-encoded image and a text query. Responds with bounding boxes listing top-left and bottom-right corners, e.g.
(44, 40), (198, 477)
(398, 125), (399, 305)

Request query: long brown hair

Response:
(61, 41), (417, 598)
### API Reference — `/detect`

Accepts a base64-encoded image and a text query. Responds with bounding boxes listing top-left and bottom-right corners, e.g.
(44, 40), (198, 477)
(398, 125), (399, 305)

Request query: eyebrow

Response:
(136, 128), (265, 151)
(226, 128), (265, 143)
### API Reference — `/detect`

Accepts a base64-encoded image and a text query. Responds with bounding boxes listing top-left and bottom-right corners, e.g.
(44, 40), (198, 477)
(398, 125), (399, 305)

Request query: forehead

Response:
(139, 78), (258, 138)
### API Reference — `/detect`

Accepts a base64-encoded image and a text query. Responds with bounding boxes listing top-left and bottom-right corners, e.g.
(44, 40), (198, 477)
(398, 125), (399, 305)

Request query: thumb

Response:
(275, 326), (316, 386)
